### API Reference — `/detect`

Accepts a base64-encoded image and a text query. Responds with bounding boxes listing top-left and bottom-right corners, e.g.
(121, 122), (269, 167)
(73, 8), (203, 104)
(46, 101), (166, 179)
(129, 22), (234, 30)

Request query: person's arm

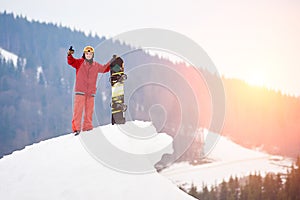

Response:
(67, 46), (83, 69)
(98, 55), (121, 73)
(98, 62), (110, 73)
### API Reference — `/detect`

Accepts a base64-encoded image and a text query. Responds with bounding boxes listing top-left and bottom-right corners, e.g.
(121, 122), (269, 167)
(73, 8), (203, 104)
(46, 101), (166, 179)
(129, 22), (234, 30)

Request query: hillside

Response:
(222, 79), (300, 157)
(0, 122), (195, 200)
(161, 129), (294, 190)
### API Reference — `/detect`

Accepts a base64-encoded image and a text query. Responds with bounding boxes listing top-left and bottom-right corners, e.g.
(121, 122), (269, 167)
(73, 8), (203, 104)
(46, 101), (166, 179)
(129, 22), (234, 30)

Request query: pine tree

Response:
(209, 186), (218, 200)
(227, 176), (239, 200)
(285, 161), (300, 200)
(200, 185), (210, 200)
(219, 179), (228, 200)
(262, 173), (277, 200)
(188, 183), (200, 199)
(289, 156), (300, 200)
(295, 156), (300, 200)
(274, 173), (284, 200)
(241, 173), (262, 200)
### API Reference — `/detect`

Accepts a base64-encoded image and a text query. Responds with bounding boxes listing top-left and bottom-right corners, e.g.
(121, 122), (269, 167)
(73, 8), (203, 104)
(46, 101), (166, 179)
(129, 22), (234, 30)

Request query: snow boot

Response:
(74, 130), (81, 136)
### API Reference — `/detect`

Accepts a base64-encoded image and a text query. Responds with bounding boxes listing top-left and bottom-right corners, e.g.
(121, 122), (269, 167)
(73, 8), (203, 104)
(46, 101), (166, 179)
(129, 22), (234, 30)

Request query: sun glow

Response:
(245, 72), (267, 87)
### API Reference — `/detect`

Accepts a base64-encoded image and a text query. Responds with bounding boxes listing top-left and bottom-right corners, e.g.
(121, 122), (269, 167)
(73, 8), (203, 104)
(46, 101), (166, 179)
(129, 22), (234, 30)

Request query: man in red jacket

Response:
(67, 46), (110, 136)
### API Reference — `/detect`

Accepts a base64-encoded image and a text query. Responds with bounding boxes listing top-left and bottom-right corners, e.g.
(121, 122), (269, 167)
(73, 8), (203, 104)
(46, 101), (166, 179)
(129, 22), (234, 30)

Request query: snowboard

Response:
(110, 55), (127, 125)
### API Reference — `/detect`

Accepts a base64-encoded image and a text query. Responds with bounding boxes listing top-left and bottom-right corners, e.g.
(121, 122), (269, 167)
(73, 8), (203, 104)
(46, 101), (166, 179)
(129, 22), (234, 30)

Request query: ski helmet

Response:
(83, 46), (94, 53)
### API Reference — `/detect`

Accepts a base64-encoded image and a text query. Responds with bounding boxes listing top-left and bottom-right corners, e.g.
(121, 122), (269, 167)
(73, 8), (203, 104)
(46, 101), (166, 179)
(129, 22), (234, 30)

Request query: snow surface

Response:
(0, 122), (294, 199)
(0, 47), (27, 71)
(0, 121), (195, 200)
(98, 121), (172, 154)
(36, 65), (43, 81)
(160, 130), (294, 191)
(0, 47), (18, 68)
(36, 65), (48, 86)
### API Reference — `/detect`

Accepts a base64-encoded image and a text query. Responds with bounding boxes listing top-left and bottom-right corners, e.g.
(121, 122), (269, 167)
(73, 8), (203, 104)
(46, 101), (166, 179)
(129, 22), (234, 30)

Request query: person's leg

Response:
(83, 95), (95, 131)
(72, 95), (85, 132)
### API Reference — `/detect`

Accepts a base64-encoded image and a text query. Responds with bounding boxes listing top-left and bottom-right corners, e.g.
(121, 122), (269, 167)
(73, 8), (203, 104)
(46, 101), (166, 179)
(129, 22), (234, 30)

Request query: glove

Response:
(109, 54), (118, 64)
(67, 46), (74, 56)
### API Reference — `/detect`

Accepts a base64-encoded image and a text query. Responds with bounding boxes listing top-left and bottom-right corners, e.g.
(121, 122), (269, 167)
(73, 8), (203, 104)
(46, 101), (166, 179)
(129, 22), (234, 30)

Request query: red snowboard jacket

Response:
(67, 55), (110, 96)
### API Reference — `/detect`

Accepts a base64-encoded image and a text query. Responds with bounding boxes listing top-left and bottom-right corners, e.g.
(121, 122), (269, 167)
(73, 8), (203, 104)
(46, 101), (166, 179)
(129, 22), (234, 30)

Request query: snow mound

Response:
(0, 121), (194, 200)
(99, 121), (172, 154)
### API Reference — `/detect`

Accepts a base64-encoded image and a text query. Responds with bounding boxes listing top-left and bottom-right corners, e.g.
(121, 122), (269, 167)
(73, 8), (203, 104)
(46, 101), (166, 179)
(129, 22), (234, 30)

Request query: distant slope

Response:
(222, 78), (300, 158)
(0, 47), (19, 68)
(160, 130), (294, 190)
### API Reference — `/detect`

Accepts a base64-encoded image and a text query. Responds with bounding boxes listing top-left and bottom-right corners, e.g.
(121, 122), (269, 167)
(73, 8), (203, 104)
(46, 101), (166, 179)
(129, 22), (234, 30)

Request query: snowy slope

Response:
(0, 47), (26, 70)
(160, 130), (293, 190)
(0, 47), (18, 68)
(0, 122), (195, 200)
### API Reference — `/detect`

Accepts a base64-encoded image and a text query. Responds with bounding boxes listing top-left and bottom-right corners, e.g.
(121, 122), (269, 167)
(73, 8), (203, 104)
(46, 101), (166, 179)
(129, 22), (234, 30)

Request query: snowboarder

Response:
(67, 46), (110, 136)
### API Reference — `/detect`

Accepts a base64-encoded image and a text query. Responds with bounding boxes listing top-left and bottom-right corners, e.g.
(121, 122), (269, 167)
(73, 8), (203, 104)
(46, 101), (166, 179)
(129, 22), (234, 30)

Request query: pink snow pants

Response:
(72, 94), (94, 132)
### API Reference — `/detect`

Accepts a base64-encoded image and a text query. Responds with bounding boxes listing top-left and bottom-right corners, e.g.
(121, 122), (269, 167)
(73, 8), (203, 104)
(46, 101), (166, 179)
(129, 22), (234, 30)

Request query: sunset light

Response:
(245, 72), (266, 87)
(1, 1), (300, 199)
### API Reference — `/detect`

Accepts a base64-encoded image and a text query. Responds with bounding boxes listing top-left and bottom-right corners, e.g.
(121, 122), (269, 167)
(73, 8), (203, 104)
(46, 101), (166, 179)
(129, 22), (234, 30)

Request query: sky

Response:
(1, 0), (300, 96)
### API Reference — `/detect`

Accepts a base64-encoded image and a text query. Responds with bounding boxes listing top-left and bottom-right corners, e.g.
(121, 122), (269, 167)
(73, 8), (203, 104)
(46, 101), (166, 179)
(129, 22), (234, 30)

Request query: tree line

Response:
(182, 157), (300, 200)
